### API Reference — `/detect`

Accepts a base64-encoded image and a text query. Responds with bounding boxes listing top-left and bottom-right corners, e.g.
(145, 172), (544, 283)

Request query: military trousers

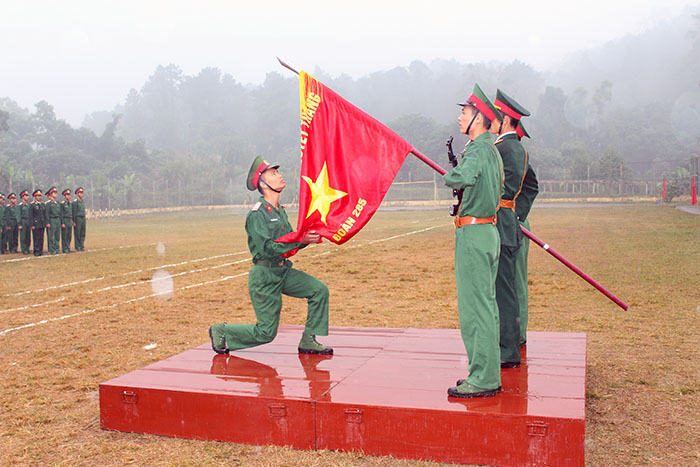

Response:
(6, 225), (19, 252)
(20, 221), (31, 254)
(516, 218), (531, 344)
(32, 226), (44, 256)
(496, 242), (521, 363)
(0, 227), (7, 253)
(47, 220), (60, 254)
(61, 223), (72, 253)
(455, 223), (501, 390)
(74, 217), (86, 251)
(221, 260), (329, 351)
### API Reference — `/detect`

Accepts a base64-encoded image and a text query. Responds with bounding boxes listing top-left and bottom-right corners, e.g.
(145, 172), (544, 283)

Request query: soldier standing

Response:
(444, 84), (504, 398)
(208, 156), (333, 356)
(0, 193), (6, 254)
(60, 189), (73, 253)
(490, 89), (531, 367)
(30, 190), (47, 256)
(18, 190), (32, 254)
(5, 193), (20, 253)
(72, 187), (86, 251)
(45, 187), (61, 255)
(513, 121), (538, 347)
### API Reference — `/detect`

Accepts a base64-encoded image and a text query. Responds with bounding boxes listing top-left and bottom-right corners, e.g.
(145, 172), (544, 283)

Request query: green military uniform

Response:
(0, 194), (6, 254)
(5, 194), (20, 253)
(45, 187), (61, 255)
(72, 188), (86, 251)
(516, 217), (531, 344)
(493, 133), (527, 363)
(514, 128), (539, 345)
(29, 191), (46, 256)
(60, 190), (73, 253)
(19, 191), (31, 254)
(218, 196), (329, 350)
(493, 90), (531, 365)
(444, 122), (504, 390)
(210, 157), (331, 355)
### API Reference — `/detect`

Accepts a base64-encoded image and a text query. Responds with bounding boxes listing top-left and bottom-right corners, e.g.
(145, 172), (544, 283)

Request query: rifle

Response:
(446, 136), (462, 216)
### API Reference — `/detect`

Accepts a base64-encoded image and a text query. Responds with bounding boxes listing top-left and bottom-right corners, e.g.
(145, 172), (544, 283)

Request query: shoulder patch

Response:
(251, 202), (262, 211)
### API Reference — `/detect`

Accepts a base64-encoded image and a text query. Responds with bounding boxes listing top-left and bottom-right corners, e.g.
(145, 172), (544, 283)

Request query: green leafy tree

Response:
(533, 86), (573, 148)
(0, 110), (9, 132)
(389, 114), (448, 183)
(561, 140), (595, 179)
(592, 80), (613, 116)
(662, 167), (691, 202)
(598, 146), (630, 180)
(122, 173), (136, 208)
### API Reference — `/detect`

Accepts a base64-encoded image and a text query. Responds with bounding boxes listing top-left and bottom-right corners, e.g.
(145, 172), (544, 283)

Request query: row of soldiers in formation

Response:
(0, 187), (87, 256)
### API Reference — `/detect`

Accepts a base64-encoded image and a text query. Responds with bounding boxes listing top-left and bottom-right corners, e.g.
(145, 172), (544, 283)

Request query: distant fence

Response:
(87, 204), (250, 219)
(86, 178), (671, 219)
(539, 180), (659, 197)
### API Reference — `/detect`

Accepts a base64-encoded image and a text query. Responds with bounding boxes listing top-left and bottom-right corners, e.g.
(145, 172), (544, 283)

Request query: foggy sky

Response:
(1, 0), (695, 126)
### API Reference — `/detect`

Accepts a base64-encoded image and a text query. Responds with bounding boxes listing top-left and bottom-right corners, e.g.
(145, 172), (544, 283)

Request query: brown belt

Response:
(499, 199), (515, 210)
(454, 215), (496, 228)
(254, 260), (286, 267)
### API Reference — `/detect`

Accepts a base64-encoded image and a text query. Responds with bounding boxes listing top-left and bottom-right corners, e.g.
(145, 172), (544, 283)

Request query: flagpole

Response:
(516, 226), (629, 310)
(277, 57), (300, 75)
(410, 147), (629, 311)
(410, 148), (448, 176)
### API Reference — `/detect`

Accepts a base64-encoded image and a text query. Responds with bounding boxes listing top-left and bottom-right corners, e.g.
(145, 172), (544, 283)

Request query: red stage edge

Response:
(100, 325), (586, 466)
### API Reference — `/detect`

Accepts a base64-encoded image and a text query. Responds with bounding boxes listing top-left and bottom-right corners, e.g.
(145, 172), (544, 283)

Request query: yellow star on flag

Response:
(302, 162), (347, 224)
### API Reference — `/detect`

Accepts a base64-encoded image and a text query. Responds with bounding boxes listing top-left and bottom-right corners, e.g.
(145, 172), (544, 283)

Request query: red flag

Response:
(692, 176), (697, 205)
(662, 179), (666, 199)
(276, 71), (412, 245)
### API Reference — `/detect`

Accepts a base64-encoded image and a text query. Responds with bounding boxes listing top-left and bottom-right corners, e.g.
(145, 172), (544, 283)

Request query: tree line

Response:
(1, 10), (698, 210)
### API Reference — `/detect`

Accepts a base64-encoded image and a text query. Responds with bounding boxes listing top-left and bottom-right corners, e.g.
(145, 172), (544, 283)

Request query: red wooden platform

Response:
(100, 326), (586, 466)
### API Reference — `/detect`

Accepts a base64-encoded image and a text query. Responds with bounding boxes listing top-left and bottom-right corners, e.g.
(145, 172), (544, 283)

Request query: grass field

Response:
(1, 205), (698, 466)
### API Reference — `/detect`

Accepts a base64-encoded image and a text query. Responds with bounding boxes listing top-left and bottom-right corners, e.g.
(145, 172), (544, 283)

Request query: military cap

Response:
(516, 120), (531, 140)
(0, 193), (4, 199)
(62, 189), (71, 196)
(75, 187), (84, 194)
(33, 189), (42, 196)
(46, 186), (57, 196)
(20, 190), (29, 197)
(494, 89), (530, 121)
(8, 192), (16, 199)
(246, 155), (280, 191)
(458, 83), (502, 123)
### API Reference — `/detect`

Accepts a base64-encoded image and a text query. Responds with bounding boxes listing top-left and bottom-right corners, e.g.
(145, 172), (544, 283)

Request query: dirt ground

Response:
(0, 205), (698, 466)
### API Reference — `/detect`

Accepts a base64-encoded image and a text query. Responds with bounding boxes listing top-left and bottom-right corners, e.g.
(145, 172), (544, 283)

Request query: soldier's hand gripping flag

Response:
(276, 71), (412, 245)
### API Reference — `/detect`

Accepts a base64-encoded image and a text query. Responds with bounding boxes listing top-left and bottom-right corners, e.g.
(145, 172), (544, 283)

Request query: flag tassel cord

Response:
(410, 148), (629, 311)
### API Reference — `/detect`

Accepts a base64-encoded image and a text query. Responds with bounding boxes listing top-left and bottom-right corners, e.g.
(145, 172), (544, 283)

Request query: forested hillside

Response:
(1, 9), (698, 209)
